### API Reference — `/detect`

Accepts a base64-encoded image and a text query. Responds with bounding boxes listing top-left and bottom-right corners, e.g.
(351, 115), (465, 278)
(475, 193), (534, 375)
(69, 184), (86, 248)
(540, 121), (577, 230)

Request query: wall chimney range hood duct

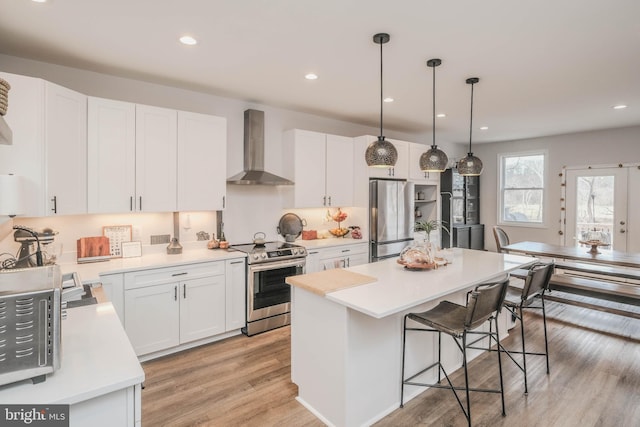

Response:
(227, 109), (293, 185)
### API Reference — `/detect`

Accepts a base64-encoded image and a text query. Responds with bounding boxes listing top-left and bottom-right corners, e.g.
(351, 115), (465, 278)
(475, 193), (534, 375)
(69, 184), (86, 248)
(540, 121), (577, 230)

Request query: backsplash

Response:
(1, 211), (218, 263)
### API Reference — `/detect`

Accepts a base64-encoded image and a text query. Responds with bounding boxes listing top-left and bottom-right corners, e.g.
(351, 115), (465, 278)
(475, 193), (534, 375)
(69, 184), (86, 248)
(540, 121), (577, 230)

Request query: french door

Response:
(565, 166), (639, 252)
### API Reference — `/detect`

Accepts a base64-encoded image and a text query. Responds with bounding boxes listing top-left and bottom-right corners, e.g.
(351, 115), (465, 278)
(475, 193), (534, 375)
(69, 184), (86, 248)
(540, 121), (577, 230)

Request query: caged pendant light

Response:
(365, 33), (398, 168)
(420, 58), (448, 172)
(457, 77), (483, 176)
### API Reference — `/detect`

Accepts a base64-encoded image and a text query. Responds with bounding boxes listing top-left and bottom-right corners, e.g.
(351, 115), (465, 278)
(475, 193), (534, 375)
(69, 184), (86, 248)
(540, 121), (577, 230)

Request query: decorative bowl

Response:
(329, 228), (350, 237)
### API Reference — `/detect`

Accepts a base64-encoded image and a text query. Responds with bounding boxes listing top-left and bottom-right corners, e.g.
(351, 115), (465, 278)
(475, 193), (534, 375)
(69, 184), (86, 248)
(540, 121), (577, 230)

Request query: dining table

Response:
(503, 241), (640, 269)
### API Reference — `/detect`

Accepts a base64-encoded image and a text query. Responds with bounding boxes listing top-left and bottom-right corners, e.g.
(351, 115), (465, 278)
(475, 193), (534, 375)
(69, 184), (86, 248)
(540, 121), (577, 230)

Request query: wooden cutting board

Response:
(286, 269), (377, 296)
(77, 236), (111, 259)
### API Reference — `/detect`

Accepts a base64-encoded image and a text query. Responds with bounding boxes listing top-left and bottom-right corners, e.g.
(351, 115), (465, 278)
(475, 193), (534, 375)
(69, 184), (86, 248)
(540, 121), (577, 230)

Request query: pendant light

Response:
(419, 58), (448, 172)
(457, 77), (483, 176)
(365, 33), (398, 168)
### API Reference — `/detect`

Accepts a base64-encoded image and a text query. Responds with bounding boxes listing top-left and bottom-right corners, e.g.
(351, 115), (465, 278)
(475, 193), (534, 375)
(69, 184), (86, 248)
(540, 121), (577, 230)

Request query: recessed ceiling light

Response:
(383, 97), (394, 103)
(32, 0), (47, 3)
(613, 104), (627, 110)
(436, 113), (446, 118)
(480, 126), (489, 130)
(179, 36), (197, 46)
(304, 73), (318, 80)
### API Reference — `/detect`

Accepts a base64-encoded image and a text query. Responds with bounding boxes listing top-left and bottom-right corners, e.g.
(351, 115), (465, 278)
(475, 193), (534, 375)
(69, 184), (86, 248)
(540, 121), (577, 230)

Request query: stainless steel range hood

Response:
(227, 109), (293, 185)
(0, 116), (12, 145)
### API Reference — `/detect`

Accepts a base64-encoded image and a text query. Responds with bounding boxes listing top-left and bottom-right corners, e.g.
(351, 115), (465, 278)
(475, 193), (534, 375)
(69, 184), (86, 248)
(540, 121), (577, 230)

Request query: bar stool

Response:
(400, 277), (510, 427)
(500, 262), (555, 394)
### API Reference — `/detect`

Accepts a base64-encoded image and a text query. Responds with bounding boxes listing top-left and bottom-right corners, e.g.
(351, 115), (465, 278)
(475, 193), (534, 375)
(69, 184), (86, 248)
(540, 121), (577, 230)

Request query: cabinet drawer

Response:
(124, 262), (225, 290)
(319, 243), (368, 260)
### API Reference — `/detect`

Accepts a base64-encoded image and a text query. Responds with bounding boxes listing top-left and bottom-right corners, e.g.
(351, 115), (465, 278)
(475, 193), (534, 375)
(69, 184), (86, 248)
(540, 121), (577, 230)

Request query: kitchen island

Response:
(287, 248), (536, 427)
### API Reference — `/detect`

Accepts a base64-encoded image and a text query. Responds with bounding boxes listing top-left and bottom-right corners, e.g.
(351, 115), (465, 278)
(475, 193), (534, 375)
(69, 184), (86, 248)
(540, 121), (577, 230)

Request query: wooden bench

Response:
(554, 260), (640, 281)
(546, 273), (640, 319)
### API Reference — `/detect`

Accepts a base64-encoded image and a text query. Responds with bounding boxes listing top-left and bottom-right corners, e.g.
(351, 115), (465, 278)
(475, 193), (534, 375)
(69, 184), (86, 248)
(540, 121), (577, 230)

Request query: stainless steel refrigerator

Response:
(369, 179), (415, 262)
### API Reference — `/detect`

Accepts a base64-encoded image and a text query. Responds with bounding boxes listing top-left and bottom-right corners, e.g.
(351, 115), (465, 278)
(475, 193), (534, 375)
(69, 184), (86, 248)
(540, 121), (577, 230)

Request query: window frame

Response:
(497, 149), (548, 228)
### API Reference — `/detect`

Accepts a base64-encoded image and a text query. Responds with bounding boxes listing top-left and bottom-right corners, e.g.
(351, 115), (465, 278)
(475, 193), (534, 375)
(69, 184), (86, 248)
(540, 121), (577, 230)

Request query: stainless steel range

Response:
(230, 241), (307, 336)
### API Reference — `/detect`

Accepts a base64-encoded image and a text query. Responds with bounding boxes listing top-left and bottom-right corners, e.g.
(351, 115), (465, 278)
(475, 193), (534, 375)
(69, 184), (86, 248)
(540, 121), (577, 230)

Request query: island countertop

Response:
(0, 302), (144, 405)
(291, 248), (537, 319)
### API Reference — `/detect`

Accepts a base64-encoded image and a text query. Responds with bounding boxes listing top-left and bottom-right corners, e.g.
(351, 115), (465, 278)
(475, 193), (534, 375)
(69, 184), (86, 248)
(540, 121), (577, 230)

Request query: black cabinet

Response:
(451, 225), (485, 250)
(441, 168), (484, 249)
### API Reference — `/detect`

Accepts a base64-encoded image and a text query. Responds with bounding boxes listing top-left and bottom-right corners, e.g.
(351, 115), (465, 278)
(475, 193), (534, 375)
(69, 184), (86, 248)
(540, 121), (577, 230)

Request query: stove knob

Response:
(261, 253), (267, 259)
(253, 254), (260, 261)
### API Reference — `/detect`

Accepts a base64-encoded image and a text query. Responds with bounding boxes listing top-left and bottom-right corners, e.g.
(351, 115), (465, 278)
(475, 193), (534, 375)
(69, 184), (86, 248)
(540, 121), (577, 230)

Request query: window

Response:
(499, 151), (546, 225)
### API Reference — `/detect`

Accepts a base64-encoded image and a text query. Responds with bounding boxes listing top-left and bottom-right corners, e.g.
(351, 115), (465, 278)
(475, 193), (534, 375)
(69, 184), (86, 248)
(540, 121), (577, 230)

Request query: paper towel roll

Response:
(0, 174), (25, 216)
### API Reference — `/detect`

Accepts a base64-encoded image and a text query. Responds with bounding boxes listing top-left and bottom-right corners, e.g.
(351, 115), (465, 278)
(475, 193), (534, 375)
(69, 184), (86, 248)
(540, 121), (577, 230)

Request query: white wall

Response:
(473, 125), (640, 251)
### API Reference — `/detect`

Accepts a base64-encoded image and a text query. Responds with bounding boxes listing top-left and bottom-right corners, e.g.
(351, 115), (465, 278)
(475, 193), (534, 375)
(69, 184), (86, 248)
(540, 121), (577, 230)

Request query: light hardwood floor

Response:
(142, 298), (640, 426)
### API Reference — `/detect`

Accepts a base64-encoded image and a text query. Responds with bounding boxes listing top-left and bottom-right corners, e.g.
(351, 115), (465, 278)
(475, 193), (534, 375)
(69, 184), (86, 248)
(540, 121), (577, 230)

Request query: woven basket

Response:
(0, 78), (10, 115)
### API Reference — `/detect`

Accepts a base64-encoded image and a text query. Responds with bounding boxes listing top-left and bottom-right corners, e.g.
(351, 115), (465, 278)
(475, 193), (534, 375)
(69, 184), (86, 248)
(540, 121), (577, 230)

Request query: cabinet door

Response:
(225, 259), (246, 331)
(470, 224), (485, 250)
(325, 134), (354, 207)
(177, 111), (227, 211)
(347, 252), (369, 267)
(125, 283), (180, 356)
(88, 97), (136, 213)
(135, 104), (177, 212)
(305, 250), (321, 273)
(180, 275), (226, 343)
(45, 82), (87, 216)
(292, 129), (326, 208)
(453, 226), (470, 249)
(0, 73), (45, 217)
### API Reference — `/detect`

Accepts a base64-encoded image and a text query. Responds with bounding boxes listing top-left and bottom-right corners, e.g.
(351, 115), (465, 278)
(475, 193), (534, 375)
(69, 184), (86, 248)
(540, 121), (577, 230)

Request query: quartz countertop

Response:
(57, 247), (246, 283)
(319, 249), (537, 319)
(0, 302), (144, 404)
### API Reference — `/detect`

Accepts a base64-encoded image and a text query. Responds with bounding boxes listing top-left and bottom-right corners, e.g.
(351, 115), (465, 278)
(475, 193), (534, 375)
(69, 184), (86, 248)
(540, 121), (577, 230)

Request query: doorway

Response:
(564, 165), (639, 252)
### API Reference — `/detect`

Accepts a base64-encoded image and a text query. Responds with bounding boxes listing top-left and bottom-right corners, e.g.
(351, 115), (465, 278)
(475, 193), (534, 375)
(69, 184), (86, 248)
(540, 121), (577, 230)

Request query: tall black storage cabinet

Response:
(440, 168), (484, 250)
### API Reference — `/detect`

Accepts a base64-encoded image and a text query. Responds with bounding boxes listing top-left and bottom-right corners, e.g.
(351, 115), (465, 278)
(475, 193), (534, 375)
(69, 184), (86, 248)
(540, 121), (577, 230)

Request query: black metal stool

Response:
(400, 277), (510, 427)
(499, 262), (554, 394)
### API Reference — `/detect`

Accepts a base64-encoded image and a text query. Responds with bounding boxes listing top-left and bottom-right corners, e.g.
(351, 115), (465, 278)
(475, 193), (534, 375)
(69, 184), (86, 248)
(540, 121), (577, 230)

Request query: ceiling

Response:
(1, 0), (639, 145)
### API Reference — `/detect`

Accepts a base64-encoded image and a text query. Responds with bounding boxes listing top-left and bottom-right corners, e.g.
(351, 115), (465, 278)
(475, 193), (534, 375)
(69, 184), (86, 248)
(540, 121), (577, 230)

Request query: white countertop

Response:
(57, 247), (246, 283)
(325, 249), (537, 318)
(0, 302), (144, 404)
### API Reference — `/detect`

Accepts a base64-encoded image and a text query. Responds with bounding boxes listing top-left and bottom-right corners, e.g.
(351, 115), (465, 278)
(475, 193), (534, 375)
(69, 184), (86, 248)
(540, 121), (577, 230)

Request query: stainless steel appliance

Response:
(369, 179), (415, 262)
(229, 241), (307, 336)
(0, 265), (62, 386)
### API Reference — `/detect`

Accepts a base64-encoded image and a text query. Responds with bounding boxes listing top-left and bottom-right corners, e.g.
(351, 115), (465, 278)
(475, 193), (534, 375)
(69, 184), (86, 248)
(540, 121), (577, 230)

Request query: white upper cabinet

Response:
(0, 72), (87, 217)
(283, 129), (354, 208)
(45, 82), (88, 215)
(89, 98), (227, 214)
(88, 97), (136, 213)
(408, 142), (441, 183)
(177, 111), (227, 211)
(325, 134), (355, 207)
(135, 104), (177, 212)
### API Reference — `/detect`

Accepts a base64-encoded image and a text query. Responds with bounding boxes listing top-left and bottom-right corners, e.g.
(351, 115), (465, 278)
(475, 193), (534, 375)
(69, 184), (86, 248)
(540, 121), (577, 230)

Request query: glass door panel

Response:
(565, 168), (628, 251)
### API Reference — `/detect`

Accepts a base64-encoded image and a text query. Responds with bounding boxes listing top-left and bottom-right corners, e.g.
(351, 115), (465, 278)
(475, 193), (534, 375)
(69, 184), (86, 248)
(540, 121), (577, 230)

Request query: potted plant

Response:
(414, 219), (449, 243)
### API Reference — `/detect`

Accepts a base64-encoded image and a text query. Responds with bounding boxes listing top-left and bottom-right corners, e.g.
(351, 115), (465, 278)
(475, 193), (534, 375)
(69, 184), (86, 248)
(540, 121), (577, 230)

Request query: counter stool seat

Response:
(400, 277), (510, 427)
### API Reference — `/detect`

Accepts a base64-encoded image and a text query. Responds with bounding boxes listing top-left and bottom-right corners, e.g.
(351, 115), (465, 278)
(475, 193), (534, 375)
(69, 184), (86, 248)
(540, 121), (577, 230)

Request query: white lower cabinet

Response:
(304, 243), (368, 273)
(123, 259), (245, 357)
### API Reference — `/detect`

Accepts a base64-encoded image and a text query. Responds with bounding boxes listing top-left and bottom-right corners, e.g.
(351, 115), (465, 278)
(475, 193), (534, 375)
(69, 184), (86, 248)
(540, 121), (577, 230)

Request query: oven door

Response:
(247, 258), (305, 322)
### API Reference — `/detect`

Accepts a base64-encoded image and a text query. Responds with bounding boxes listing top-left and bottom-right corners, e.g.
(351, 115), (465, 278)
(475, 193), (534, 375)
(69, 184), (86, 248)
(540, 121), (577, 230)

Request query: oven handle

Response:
(248, 258), (306, 273)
